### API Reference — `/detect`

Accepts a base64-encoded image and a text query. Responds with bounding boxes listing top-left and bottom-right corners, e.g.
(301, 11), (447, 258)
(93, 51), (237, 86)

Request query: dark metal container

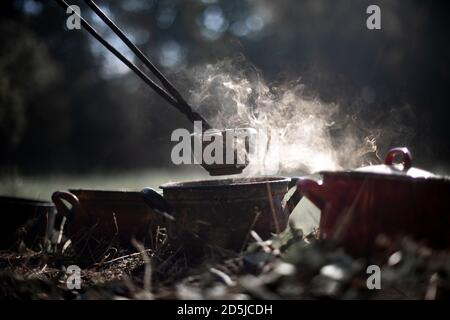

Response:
(0, 196), (54, 249)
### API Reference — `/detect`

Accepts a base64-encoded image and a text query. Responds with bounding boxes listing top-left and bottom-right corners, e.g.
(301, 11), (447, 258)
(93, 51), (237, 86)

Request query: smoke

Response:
(185, 58), (380, 175)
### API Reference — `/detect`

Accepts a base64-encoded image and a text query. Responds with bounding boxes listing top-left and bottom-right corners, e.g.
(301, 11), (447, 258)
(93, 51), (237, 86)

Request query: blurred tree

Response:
(0, 17), (59, 163)
(0, 0), (449, 174)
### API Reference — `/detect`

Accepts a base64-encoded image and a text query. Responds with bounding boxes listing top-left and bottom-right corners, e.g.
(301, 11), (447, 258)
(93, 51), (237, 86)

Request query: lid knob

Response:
(384, 147), (412, 172)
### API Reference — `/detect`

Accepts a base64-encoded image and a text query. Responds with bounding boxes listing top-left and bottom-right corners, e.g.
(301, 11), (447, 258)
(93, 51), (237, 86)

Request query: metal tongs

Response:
(55, 0), (249, 175)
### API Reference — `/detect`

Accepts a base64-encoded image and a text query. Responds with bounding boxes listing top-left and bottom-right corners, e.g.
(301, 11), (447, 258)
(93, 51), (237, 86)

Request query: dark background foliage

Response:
(1, 0), (449, 174)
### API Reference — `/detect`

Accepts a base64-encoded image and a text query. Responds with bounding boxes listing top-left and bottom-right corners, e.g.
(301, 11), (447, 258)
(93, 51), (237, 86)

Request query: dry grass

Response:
(1, 222), (450, 300)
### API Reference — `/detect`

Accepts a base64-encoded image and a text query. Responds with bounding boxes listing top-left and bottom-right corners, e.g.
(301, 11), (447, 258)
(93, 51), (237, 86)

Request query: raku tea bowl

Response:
(142, 176), (302, 254)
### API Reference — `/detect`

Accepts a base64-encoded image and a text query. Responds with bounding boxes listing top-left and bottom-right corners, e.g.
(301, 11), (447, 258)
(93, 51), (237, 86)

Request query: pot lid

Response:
(322, 147), (436, 179)
(354, 147), (434, 178)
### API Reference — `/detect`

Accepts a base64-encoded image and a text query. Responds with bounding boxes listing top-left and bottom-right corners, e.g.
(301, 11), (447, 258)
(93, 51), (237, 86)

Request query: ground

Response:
(1, 224), (449, 300)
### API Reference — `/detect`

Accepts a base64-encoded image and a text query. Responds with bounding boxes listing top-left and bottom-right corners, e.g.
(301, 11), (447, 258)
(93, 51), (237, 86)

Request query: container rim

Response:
(0, 195), (54, 207)
(160, 176), (291, 190)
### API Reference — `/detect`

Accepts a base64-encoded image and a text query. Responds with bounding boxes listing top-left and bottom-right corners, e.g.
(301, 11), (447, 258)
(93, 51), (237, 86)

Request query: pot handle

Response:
(141, 188), (175, 221)
(296, 178), (326, 211)
(51, 191), (82, 222)
(385, 147), (412, 171)
(284, 177), (303, 215)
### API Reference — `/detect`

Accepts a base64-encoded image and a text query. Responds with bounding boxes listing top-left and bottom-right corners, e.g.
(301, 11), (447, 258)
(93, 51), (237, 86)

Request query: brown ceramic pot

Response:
(52, 190), (163, 248)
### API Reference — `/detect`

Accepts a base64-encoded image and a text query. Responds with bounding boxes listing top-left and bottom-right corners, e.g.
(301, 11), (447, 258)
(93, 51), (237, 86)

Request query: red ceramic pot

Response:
(297, 147), (450, 255)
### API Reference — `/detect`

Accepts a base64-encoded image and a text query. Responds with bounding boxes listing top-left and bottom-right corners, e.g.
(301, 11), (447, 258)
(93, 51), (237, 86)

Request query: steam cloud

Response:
(185, 58), (380, 176)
